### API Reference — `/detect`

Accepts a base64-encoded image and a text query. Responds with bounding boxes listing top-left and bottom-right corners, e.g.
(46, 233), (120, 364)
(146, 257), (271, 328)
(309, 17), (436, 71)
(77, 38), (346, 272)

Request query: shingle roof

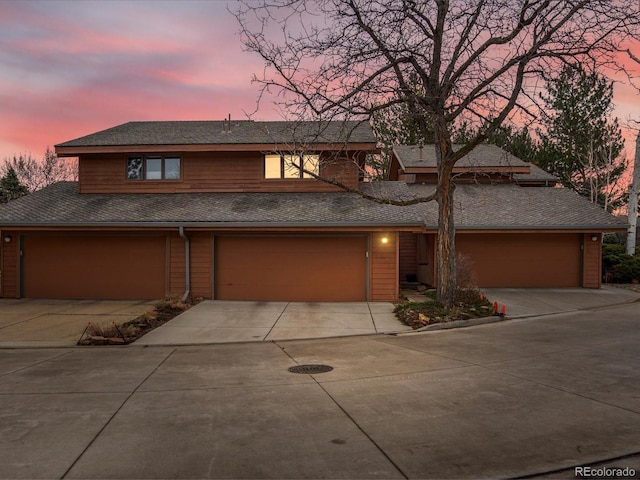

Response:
(55, 120), (377, 148)
(394, 144), (530, 169)
(0, 182), (423, 227)
(0, 181), (624, 231)
(408, 184), (627, 230)
(513, 163), (559, 183)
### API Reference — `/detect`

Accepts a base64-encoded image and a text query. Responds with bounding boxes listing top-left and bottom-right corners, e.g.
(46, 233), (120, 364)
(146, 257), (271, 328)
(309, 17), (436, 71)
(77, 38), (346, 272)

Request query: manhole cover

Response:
(288, 364), (334, 374)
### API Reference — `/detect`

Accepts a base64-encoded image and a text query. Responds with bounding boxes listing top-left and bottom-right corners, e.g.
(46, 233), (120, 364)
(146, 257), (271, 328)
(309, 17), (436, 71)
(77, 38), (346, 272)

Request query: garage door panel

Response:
(456, 233), (581, 288)
(23, 235), (166, 299)
(216, 236), (367, 302)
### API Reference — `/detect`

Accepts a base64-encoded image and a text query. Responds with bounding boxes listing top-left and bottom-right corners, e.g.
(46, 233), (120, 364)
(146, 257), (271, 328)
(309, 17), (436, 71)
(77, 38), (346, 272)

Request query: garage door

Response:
(215, 236), (367, 301)
(22, 235), (166, 299)
(456, 233), (581, 288)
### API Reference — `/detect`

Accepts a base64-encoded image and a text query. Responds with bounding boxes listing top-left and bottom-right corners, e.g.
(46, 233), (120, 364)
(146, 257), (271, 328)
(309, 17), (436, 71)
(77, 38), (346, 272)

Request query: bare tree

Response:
(1, 147), (78, 192)
(235, 0), (640, 307)
(628, 131), (640, 255)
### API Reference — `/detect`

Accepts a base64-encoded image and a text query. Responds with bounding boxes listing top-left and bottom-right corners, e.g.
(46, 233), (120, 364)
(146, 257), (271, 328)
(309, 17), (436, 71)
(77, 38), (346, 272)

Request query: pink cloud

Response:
(1, 0), (640, 172)
(0, 0), (280, 156)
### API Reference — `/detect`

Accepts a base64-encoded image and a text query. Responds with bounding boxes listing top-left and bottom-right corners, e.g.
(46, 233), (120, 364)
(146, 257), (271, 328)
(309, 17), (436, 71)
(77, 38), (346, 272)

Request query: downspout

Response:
(179, 226), (190, 302)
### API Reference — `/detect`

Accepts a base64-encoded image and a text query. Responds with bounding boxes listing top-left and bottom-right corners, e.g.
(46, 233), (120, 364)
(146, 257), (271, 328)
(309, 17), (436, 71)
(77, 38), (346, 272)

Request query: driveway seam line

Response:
(372, 335), (640, 415)
(366, 302), (378, 333)
(310, 376), (409, 479)
(60, 347), (178, 479)
(370, 336), (480, 366)
(0, 349), (74, 378)
(373, 319), (634, 367)
(263, 302), (288, 341)
(275, 342), (409, 480)
(478, 363), (640, 416)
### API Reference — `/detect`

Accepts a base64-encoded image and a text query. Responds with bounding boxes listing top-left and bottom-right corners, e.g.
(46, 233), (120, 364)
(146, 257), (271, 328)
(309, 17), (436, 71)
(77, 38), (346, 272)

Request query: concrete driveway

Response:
(0, 298), (158, 347)
(136, 301), (412, 345)
(1, 301), (639, 479)
(482, 285), (640, 318)
(0, 287), (637, 346)
(137, 286), (640, 345)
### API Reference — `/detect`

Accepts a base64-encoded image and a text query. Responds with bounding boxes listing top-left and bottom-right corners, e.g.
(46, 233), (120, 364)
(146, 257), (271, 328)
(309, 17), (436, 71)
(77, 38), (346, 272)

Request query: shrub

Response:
(603, 232), (625, 245)
(456, 253), (478, 290)
(602, 244), (640, 283)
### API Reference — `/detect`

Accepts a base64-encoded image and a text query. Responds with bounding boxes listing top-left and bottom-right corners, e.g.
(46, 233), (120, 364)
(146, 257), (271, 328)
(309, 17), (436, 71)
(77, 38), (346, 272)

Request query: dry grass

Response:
(78, 297), (199, 345)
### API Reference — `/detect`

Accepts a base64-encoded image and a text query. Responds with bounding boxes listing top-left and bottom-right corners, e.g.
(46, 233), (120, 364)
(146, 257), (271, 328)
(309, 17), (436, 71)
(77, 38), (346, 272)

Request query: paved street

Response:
(1, 301), (639, 479)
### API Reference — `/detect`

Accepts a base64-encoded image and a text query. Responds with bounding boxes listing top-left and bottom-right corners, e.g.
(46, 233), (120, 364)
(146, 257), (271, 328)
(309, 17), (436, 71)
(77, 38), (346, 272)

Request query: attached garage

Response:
(22, 234), (166, 299)
(456, 233), (582, 288)
(215, 235), (368, 301)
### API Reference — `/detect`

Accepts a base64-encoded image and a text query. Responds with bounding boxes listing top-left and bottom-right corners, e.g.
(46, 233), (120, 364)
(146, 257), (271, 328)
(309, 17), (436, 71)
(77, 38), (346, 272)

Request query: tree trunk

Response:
(627, 131), (640, 255)
(437, 159), (456, 308)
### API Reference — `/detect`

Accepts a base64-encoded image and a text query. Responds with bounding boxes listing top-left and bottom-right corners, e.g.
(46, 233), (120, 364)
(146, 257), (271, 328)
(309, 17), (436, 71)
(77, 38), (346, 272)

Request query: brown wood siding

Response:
(582, 233), (602, 288)
(370, 232), (399, 301)
(190, 233), (212, 298)
(398, 232), (417, 282)
(78, 152), (360, 193)
(417, 234), (436, 286)
(168, 232), (213, 298)
(168, 232), (186, 297)
(1, 231), (19, 298)
(22, 234), (166, 299)
(215, 235), (367, 301)
(456, 233), (582, 288)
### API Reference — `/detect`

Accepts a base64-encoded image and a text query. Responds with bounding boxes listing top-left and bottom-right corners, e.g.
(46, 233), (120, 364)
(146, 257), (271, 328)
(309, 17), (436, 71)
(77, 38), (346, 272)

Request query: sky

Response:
(0, 0), (273, 157)
(1, 0), (640, 161)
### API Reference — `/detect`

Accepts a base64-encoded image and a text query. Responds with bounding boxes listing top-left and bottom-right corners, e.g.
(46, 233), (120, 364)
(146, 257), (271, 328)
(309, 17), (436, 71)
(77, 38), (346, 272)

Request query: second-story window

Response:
(127, 156), (181, 180)
(264, 153), (320, 179)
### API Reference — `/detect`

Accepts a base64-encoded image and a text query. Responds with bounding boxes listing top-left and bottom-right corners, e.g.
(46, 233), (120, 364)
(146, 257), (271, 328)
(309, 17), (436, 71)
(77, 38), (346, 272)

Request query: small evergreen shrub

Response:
(602, 244), (640, 283)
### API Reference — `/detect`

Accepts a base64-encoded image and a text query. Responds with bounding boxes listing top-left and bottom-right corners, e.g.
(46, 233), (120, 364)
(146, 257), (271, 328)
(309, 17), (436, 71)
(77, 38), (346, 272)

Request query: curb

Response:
(391, 314), (506, 335)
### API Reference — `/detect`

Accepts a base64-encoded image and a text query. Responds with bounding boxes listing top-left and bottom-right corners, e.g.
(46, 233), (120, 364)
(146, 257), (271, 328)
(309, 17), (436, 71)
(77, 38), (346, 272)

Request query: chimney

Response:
(418, 144), (423, 160)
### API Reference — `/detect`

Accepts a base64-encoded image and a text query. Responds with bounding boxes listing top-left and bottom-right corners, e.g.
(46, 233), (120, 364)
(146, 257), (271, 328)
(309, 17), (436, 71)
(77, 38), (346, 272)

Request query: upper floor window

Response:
(264, 153), (319, 179)
(127, 155), (181, 180)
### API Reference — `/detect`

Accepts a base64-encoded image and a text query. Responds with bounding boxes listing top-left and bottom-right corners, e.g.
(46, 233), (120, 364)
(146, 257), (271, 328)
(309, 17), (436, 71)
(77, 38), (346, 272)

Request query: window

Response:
(127, 156), (181, 180)
(264, 153), (320, 179)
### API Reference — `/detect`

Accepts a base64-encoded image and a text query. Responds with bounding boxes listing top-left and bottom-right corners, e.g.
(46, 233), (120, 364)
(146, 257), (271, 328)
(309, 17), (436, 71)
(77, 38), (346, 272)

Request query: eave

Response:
(428, 226), (628, 233)
(402, 166), (531, 174)
(0, 222), (422, 232)
(55, 142), (380, 157)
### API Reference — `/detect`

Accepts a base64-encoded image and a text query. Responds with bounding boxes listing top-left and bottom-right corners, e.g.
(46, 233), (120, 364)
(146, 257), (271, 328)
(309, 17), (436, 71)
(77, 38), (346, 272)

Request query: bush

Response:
(602, 244), (640, 283)
(456, 253), (478, 290)
(603, 233), (625, 245)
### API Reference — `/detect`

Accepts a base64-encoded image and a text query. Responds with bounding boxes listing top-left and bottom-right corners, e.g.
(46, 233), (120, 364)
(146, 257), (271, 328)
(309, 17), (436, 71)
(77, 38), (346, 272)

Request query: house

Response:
(0, 120), (424, 301)
(0, 122), (627, 302)
(390, 144), (627, 288)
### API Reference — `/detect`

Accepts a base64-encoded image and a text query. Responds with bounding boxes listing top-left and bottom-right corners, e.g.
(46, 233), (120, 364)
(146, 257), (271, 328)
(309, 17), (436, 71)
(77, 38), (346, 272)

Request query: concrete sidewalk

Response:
(1, 301), (639, 479)
(136, 301), (413, 345)
(481, 285), (640, 318)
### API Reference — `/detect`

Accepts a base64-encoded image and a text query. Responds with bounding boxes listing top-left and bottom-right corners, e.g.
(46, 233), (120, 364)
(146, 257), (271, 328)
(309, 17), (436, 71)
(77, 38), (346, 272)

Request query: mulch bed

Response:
(395, 290), (496, 329)
(77, 298), (200, 346)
